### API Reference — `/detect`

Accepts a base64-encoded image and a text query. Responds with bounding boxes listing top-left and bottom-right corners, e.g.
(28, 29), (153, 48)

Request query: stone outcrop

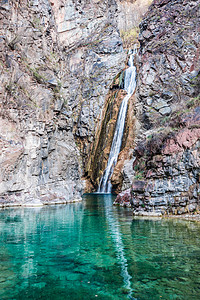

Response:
(0, 0), (125, 206)
(115, 0), (200, 215)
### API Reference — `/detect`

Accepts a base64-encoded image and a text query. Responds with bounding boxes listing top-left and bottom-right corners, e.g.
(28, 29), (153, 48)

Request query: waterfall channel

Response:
(98, 47), (137, 193)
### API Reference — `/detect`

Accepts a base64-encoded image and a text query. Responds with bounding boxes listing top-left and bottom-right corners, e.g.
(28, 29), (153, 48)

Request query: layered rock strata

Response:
(0, 0), (125, 206)
(115, 0), (200, 215)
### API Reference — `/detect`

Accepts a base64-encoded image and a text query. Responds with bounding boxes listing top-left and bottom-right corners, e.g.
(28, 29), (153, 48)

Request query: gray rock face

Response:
(130, 141), (200, 216)
(51, 0), (126, 170)
(125, 109), (200, 215)
(121, 156), (136, 191)
(0, 0), (125, 206)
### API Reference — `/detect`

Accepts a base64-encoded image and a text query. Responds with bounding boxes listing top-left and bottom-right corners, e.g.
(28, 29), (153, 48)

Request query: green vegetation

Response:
(120, 27), (140, 49)
(186, 95), (200, 108)
(22, 59), (47, 84)
(119, 71), (124, 88)
(5, 79), (39, 108)
(134, 162), (145, 180)
(30, 67), (47, 84)
(113, 71), (124, 88)
(161, 115), (171, 125)
(166, 20), (173, 25)
(21, 58), (63, 107)
(32, 17), (41, 28)
(30, 16), (43, 31)
(147, 134), (153, 140)
(149, 91), (156, 97)
(45, 51), (60, 71)
(135, 171), (144, 180)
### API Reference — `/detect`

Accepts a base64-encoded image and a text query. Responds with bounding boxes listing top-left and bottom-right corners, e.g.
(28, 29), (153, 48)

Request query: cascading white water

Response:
(98, 46), (137, 193)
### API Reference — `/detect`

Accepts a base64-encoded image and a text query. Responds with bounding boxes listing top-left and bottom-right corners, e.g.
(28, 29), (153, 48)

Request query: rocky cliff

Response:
(1, 0), (199, 212)
(115, 0), (200, 216)
(0, 0), (125, 206)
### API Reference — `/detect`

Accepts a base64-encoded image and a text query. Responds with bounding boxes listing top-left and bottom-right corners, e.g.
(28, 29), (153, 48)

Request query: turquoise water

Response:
(0, 194), (200, 300)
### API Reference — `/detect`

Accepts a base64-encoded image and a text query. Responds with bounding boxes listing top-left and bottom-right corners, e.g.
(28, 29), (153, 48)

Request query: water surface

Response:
(0, 194), (199, 299)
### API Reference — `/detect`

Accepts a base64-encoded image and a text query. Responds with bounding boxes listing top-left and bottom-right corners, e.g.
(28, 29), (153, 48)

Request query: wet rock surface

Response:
(0, 0), (125, 205)
(85, 85), (136, 192)
(118, 0), (200, 216)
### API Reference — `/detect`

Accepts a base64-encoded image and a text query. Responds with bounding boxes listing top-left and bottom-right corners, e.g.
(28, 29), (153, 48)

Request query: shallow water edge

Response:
(0, 197), (82, 209)
(1, 193), (200, 222)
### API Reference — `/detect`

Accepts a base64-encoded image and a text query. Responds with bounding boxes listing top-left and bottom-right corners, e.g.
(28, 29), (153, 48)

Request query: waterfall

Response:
(98, 46), (137, 193)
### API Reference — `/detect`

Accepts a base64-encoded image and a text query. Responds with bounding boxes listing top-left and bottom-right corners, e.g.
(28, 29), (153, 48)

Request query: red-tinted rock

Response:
(114, 189), (131, 206)
(163, 128), (200, 155)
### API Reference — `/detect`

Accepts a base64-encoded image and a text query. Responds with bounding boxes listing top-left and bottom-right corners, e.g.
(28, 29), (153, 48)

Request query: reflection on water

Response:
(0, 194), (200, 300)
(104, 195), (133, 296)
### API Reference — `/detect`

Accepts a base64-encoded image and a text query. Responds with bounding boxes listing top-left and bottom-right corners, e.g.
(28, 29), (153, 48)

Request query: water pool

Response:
(0, 194), (199, 299)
